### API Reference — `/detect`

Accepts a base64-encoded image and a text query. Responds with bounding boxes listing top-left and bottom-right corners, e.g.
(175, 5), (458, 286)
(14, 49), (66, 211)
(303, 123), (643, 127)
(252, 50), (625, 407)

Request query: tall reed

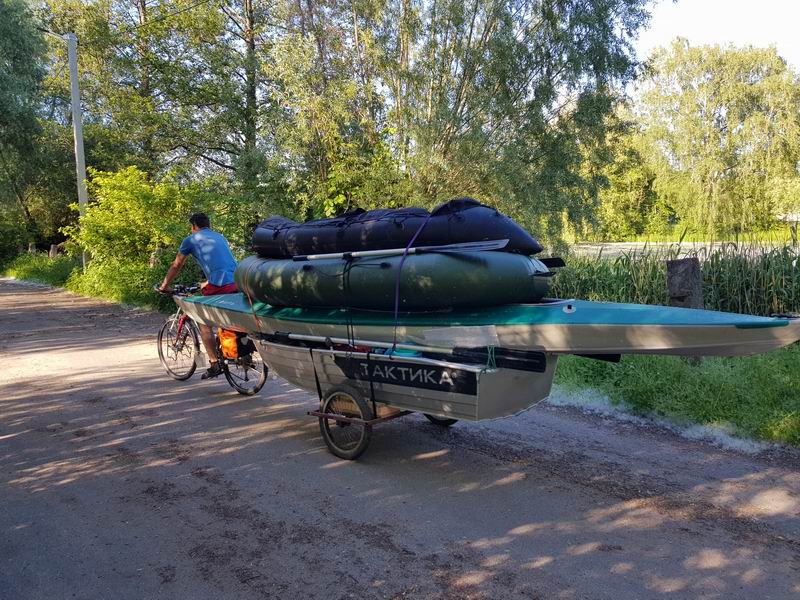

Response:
(550, 244), (800, 316)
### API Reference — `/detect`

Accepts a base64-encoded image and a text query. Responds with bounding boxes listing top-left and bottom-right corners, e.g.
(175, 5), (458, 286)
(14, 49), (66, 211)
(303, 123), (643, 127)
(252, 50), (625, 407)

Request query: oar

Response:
(291, 239), (510, 261)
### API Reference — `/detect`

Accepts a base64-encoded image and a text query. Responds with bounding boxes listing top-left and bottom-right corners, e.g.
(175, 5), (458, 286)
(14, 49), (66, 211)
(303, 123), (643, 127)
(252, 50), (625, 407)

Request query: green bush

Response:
(3, 253), (79, 286)
(62, 167), (230, 310)
(66, 254), (203, 310)
(0, 209), (30, 264)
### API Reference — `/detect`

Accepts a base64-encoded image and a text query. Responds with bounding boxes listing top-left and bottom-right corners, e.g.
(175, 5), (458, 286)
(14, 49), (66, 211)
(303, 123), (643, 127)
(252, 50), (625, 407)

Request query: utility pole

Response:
(66, 32), (89, 270)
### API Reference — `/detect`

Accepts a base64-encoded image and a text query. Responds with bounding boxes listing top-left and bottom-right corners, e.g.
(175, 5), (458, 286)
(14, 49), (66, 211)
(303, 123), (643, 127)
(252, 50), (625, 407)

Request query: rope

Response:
(480, 345), (497, 375)
(341, 257), (356, 349)
(391, 211), (434, 351)
(486, 345), (496, 370)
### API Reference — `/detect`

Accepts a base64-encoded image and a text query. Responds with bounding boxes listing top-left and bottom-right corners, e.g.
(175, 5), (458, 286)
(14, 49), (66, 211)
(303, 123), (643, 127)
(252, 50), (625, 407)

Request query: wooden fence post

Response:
(666, 257), (703, 309)
(666, 256), (703, 364)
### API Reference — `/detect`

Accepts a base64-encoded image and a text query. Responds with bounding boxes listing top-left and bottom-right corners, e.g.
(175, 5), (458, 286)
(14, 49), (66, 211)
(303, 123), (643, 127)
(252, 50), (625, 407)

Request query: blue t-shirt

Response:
(179, 228), (237, 286)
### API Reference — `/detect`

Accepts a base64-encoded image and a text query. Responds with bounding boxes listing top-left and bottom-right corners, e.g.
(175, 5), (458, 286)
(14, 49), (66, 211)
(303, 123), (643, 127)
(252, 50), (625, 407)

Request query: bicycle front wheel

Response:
(158, 317), (199, 380)
(223, 350), (267, 396)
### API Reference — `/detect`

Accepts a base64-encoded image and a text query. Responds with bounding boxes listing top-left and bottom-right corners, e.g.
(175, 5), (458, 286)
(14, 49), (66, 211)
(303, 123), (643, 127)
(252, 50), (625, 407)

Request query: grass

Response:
(2, 252), (199, 312)
(3, 253), (79, 287)
(551, 243), (800, 446)
(555, 349), (800, 446)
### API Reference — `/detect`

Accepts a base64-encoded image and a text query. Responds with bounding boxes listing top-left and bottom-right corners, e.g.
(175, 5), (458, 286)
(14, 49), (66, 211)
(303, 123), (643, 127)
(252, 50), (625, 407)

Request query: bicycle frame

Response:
(175, 311), (190, 340)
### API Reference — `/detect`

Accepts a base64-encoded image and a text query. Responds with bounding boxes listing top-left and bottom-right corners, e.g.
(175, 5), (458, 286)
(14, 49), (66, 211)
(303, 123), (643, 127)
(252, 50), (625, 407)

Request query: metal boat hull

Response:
(175, 294), (800, 357)
(259, 341), (558, 421)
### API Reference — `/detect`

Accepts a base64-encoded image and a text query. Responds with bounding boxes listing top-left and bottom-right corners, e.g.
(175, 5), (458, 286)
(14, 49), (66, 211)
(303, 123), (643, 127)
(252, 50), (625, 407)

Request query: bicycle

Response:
(156, 284), (268, 395)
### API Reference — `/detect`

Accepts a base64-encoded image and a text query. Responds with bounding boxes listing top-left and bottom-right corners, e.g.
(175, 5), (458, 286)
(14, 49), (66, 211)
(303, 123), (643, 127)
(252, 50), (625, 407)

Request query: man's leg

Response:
(198, 323), (222, 378)
(198, 323), (218, 362)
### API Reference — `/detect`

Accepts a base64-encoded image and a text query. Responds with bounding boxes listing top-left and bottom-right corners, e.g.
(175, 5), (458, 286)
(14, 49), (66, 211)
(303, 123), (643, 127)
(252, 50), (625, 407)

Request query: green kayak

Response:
(235, 252), (552, 310)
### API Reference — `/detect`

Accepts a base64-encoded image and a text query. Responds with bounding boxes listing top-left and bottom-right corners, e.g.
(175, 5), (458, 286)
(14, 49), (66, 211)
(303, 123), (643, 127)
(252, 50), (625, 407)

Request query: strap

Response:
(392, 211), (433, 350)
(365, 350), (377, 417)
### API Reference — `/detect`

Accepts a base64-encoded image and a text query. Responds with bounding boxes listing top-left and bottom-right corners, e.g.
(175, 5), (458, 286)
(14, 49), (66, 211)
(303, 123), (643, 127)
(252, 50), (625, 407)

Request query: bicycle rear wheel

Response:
(158, 317), (199, 380)
(223, 350), (267, 395)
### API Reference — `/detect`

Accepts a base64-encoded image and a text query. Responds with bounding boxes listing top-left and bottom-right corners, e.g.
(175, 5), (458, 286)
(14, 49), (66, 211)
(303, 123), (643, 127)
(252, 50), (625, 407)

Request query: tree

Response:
(595, 115), (657, 239)
(0, 0), (47, 248)
(403, 0), (650, 235)
(8, 0), (652, 254)
(636, 40), (800, 235)
(270, 0), (650, 229)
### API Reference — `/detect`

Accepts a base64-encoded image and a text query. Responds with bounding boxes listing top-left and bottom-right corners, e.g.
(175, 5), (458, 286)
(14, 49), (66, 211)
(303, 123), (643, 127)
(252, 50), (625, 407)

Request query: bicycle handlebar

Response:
(154, 283), (201, 296)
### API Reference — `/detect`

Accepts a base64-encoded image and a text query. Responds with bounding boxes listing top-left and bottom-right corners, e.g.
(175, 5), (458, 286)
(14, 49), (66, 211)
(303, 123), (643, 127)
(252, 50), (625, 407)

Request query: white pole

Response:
(66, 32), (89, 270)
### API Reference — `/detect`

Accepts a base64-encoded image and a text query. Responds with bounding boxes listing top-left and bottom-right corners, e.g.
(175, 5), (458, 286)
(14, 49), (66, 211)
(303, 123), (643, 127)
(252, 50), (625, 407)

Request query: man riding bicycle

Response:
(158, 212), (237, 380)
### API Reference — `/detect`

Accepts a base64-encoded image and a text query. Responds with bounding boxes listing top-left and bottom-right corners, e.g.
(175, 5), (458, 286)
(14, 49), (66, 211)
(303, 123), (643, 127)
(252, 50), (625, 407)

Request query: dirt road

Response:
(1, 278), (799, 599)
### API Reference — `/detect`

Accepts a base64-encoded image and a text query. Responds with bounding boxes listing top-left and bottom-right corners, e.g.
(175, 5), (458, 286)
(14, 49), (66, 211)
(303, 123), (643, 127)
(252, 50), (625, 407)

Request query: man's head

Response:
(189, 212), (210, 232)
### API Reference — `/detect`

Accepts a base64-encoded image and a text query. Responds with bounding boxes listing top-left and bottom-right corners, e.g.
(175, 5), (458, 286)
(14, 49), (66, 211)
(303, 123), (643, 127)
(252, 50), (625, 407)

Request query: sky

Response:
(634, 0), (800, 69)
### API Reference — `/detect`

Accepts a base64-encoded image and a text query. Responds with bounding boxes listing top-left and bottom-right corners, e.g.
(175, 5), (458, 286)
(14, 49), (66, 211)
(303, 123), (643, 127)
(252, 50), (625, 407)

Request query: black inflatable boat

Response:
(251, 198), (542, 258)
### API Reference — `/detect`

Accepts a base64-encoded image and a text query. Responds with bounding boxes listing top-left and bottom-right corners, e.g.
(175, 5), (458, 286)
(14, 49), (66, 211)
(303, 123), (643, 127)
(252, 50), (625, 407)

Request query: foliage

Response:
(64, 256), (192, 310)
(63, 167), (224, 308)
(8, 3), (800, 248)
(0, 0), (47, 241)
(552, 248), (670, 305)
(556, 346), (800, 446)
(0, 0), (45, 150)
(632, 40), (800, 236)
(594, 117), (658, 239)
(0, 206), (29, 262)
(3, 253), (79, 286)
(67, 167), (219, 259)
(12, 0), (650, 246)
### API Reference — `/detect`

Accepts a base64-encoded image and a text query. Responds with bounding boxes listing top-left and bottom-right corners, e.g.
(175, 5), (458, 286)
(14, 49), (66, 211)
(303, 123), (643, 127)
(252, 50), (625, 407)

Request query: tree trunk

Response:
(243, 0), (258, 156)
(136, 0), (154, 164)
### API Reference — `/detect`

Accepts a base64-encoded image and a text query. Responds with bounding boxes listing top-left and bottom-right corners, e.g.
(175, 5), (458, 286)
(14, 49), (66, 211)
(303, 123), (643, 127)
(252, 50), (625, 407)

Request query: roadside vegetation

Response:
(556, 348), (800, 446)
(552, 244), (800, 317)
(2, 253), (78, 287)
(550, 245), (800, 445)
(618, 229), (796, 245)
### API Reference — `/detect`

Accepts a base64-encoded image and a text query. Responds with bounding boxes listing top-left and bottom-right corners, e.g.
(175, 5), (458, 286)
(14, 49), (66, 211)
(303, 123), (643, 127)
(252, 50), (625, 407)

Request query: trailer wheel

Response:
(319, 386), (373, 460)
(424, 413), (459, 427)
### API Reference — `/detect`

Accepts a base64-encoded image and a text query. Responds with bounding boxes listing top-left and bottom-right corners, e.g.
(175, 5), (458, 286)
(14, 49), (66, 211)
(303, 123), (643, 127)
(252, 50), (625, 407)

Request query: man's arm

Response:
(159, 253), (188, 291)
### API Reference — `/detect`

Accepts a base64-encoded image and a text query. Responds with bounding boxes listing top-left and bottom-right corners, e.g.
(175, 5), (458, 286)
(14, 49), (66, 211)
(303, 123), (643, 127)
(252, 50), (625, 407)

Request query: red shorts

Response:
(202, 282), (238, 296)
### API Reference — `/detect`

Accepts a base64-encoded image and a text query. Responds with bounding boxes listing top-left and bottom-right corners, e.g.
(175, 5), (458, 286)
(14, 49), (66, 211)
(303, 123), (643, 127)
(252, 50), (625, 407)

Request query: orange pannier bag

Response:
(218, 328), (239, 359)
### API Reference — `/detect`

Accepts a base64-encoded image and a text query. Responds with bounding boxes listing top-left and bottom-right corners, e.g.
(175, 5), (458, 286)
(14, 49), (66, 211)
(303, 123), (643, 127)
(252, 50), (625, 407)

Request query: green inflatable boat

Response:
(235, 252), (552, 310)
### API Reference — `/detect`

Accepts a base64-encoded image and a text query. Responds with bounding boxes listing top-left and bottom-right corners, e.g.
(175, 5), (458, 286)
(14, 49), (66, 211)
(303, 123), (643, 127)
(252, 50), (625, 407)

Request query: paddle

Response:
(291, 238), (510, 261)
